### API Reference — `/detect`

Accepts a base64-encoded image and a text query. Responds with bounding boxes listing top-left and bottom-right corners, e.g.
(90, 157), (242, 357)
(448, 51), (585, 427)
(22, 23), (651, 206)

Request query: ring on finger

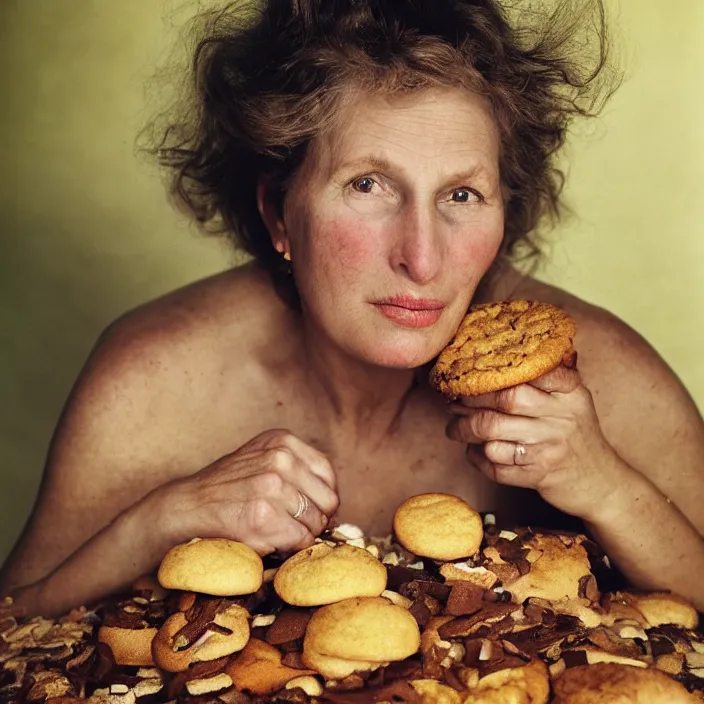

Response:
(513, 442), (528, 465)
(292, 491), (310, 520)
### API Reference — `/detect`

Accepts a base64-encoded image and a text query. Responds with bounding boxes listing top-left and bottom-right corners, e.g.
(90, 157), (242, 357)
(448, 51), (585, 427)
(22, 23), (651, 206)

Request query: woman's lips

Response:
(372, 297), (445, 328)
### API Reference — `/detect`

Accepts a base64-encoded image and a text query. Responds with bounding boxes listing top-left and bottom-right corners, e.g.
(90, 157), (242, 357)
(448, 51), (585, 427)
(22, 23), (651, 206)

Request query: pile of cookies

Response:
(2, 492), (703, 704)
(2, 300), (703, 702)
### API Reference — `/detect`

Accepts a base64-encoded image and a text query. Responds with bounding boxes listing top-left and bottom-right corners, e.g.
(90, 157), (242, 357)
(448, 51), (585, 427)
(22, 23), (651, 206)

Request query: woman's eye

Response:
(451, 188), (482, 203)
(352, 177), (376, 194)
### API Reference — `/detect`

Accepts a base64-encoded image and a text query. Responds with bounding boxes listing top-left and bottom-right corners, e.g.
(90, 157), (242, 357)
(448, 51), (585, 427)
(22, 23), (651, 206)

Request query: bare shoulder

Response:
(63, 264), (281, 443)
(512, 275), (704, 515)
(513, 275), (699, 416)
(0, 264), (288, 589)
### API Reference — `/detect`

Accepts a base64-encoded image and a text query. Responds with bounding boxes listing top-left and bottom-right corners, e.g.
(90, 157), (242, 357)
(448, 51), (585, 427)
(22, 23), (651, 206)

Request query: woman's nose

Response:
(390, 206), (443, 285)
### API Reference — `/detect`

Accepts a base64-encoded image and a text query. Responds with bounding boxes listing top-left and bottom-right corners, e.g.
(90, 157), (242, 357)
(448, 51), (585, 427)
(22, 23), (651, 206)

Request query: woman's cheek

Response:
(315, 219), (379, 277)
(454, 223), (503, 276)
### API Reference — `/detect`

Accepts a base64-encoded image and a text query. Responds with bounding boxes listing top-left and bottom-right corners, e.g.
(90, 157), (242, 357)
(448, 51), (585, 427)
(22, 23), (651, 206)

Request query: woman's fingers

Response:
(454, 365), (582, 416)
(446, 409), (544, 445)
(218, 429), (340, 519)
(237, 493), (315, 555)
(483, 439), (532, 467)
(282, 434), (338, 491)
(277, 476), (329, 536)
(258, 446), (338, 519)
(187, 428), (341, 555)
(465, 444), (538, 489)
(528, 365), (580, 394)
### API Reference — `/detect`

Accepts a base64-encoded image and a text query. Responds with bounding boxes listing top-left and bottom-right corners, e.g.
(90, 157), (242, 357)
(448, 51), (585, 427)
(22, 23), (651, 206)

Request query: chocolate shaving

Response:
(444, 583), (485, 617)
(265, 610), (313, 646)
(486, 562), (520, 585)
(561, 649), (589, 668)
(386, 567), (439, 591)
(280, 652), (309, 670)
(422, 644), (447, 680)
(502, 615), (585, 659)
(577, 575), (600, 602)
(485, 536), (530, 565)
(239, 586), (270, 615)
(270, 688), (311, 703)
(166, 655), (231, 699)
(479, 653), (530, 677)
(443, 668), (469, 692)
(102, 611), (148, 630)
(408, 600), (432, 628)
(321, 680), (422, 704)
(382, 657), (423, 682)
(463, 638), (484, 667)
(71, 642), (115, 687)
(586, 627), (644, 659)
(399, 581), (450, 603)
(175, 599), (234, 649)
(438, 604), (518, 639)
(515, 558), (531, 577)
(64, 646), (95, 673)
(216, 690), (255, 704)
(500, 639), (531, 661)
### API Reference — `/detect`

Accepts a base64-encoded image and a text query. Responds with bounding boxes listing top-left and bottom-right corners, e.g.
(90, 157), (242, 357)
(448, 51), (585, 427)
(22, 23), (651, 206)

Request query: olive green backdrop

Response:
(2, 1), (702, 563)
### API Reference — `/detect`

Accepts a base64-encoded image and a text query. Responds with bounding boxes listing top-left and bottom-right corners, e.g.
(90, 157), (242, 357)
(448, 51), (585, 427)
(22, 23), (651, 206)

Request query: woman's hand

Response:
(151, 429), (339, 556)
(445, 365), (626, 520)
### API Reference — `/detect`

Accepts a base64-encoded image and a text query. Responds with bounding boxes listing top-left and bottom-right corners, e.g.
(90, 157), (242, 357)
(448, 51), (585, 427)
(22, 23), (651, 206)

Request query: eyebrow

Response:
(332, 155), (394, 177)
(332, 155), (497, 188)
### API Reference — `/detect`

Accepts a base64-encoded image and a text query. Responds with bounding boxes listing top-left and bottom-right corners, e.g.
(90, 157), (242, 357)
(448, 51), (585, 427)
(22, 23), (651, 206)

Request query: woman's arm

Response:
(8, 491), (176, 618)
(583, 458), (704, 606)
(446, 306), (704, 609)
(1, 310), (338, 616)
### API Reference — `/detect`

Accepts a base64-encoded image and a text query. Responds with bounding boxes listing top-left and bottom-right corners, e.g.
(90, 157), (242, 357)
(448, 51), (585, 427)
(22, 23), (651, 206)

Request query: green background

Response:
(2, 1), (703, 564)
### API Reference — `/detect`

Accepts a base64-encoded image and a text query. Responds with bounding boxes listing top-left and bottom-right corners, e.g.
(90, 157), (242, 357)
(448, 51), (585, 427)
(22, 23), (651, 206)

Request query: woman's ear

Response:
(256, 177), (289, 255)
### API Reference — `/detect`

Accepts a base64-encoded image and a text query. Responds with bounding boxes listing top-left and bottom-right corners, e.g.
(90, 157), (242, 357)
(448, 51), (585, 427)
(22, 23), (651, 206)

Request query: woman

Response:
(1, 0), (703, 617)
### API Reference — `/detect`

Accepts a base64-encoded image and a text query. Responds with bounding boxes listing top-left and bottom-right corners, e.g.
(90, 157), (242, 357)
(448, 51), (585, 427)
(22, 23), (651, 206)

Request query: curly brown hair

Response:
(149, 0), (618, 289)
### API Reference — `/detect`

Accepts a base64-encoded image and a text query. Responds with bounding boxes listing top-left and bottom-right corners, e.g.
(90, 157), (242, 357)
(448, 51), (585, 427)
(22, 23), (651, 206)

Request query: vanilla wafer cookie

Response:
(429, 299), (576, 399)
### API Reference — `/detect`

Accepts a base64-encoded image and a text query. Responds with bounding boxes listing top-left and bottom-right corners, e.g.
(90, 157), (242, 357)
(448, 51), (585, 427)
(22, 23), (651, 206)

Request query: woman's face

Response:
(272, 87), (504, 369)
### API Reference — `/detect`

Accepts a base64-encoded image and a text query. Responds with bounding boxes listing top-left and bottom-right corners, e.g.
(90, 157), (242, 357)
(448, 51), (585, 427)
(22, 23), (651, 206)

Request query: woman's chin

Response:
(356, 335), (445, 370)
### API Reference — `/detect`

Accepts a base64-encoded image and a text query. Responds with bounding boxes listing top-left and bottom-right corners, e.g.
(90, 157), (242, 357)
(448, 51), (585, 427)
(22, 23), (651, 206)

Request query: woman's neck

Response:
(299, 317), (418, 451)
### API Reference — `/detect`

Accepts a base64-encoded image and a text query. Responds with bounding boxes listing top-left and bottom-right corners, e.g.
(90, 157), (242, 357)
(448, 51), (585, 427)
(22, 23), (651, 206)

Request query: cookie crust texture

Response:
(303, 596), (421, 663)
(393, 492), (483, 560)
(157, 538), (263, 596)
(274, 543), (387, 606)
(430, 299), (577, 399)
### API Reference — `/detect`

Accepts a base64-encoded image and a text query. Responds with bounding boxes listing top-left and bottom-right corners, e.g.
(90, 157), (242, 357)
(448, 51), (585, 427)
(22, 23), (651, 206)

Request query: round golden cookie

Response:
(151, 603), (250, 672)
(552, 662), (696, 704)
(97, 625), (158, 666)
(393, 493), (483, 560)
(429, 299), (576, 399)
(302, 596), (420, 679)
(274, 543), (387, 607)
(157, 538), (263, 596)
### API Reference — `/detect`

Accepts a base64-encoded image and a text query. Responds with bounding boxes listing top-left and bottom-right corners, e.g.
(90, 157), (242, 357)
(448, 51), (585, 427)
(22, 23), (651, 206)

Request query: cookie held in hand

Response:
(429, 299), (576, 399)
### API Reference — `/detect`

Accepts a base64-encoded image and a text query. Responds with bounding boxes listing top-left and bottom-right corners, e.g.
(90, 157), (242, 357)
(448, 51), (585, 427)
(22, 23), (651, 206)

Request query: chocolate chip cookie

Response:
(430, 299), (577, 399)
